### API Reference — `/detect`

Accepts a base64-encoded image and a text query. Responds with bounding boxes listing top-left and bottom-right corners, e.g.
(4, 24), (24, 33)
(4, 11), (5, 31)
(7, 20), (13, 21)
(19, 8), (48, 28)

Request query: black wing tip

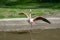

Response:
(47, 21), (51, 24)
(42, 18), (51, 24)
(41, 17), (51, 24)
(48, 22), (51, 24)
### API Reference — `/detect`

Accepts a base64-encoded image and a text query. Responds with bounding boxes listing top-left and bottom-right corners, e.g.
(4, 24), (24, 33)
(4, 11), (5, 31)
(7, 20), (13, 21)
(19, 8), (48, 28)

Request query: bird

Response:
(19, 9), (51, 24)
(19, 9), (51, 40)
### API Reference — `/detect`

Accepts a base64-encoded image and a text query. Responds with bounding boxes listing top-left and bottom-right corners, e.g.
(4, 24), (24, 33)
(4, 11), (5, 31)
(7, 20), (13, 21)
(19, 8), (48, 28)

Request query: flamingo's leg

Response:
(29, 23), (34, 40)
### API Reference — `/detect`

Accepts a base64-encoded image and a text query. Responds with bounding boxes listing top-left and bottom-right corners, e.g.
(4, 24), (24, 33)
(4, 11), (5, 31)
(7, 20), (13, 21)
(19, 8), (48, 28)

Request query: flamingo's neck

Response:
(29, 9), (33, 23)
(29, 9), (32, 19)
(29, 13), (31, 19)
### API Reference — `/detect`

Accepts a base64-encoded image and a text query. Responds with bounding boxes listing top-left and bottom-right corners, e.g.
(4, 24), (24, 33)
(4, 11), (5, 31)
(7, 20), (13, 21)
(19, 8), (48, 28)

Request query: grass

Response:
(5, 2), (60, 9)
(0, 2), (60, 18)
(0, 8), (57, 18)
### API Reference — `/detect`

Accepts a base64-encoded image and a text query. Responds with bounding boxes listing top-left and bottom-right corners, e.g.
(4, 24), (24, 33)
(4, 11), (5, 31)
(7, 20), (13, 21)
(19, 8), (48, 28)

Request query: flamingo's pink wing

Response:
(19, 12), (29, 18)
(33, 16), (51, 24)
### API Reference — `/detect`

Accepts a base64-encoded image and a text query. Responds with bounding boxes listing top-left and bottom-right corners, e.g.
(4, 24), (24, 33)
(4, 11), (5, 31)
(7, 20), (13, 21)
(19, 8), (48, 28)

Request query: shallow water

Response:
(0, 28), (60, 40)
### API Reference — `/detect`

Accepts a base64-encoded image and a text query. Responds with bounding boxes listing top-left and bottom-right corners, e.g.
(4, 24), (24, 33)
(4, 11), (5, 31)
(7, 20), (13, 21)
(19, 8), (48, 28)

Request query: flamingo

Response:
(19, 9), (51, 40)
(19, 9), (51, 24)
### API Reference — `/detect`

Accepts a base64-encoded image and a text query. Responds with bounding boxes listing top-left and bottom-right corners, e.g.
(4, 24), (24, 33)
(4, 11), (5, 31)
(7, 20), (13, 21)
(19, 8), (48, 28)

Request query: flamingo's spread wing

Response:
(33, 16), (51, 24)
(19, 12), (29, 18)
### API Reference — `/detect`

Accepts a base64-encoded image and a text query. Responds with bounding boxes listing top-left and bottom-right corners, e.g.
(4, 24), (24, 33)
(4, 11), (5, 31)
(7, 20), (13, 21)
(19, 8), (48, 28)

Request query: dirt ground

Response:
(0, 28), (60, 40)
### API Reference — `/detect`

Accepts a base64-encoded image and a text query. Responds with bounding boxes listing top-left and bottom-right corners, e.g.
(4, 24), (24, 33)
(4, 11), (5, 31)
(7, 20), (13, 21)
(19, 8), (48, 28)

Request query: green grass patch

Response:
(0, 2), (60, 18)
(0, 8), (59, 18)
(4, 2), (60, 9)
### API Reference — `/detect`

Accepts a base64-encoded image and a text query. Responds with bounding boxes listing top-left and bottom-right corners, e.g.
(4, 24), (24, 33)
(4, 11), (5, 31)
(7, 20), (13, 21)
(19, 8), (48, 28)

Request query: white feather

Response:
(30, 19), (33, 22)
